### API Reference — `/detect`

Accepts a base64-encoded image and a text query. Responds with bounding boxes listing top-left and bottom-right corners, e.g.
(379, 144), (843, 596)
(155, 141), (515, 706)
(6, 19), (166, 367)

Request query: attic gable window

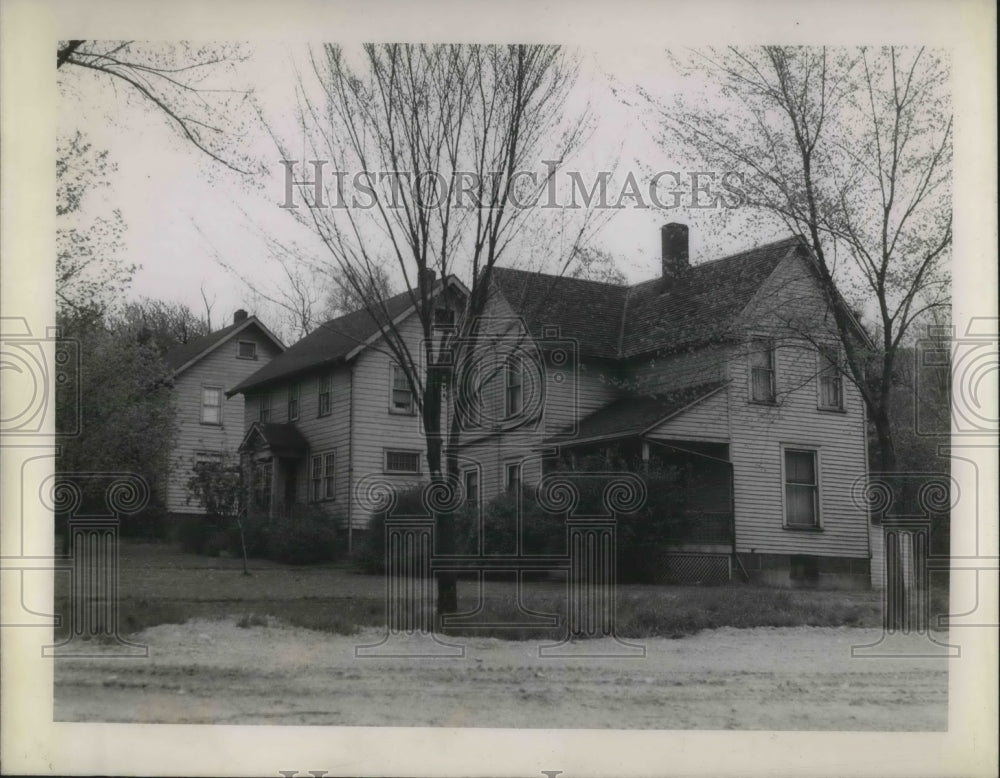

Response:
(749, 338), (776, 403)
(433, 307), (455, 331)
(818, 346), (844, 411)
(390, 364), (414, 414)
(237, 340), (257, 360)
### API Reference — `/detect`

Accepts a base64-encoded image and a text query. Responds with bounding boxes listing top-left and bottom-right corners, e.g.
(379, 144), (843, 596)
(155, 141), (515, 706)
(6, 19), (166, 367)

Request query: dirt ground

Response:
(54, 618), (948, 730)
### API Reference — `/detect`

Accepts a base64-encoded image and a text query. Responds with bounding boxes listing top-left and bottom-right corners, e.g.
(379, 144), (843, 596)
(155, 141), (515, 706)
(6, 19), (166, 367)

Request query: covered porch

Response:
(239, 422), (310, 518)
(544, 383), (739, 583)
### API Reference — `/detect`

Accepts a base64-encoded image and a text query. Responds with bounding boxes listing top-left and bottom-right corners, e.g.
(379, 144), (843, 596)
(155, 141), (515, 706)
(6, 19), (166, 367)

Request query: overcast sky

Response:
(58, 42), (788, 339)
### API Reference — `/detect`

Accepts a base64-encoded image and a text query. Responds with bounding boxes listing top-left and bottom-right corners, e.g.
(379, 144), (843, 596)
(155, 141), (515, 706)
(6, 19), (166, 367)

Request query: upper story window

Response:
(505, 357), (523, 417)
(288, 383), (300, 421)
(749, 338), (776, 403)
(318, 375), (332, 417)
(390, 364), (414, 414)
(458, 360), (482, 429)
(259, 392), (272, 423)
(818, 346), (844, 411)
(784, 448), (819, 528)
(201, 387), (222, 425)
(237, 340), (257, 360)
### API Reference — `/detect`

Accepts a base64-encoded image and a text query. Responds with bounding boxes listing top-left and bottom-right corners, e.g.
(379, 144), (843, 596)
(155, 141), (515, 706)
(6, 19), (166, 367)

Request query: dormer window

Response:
(237, 341), (257, 360)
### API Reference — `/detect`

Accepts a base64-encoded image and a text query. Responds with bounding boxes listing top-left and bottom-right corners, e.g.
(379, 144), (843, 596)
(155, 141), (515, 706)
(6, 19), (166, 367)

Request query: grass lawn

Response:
(54, 541), (891, 641)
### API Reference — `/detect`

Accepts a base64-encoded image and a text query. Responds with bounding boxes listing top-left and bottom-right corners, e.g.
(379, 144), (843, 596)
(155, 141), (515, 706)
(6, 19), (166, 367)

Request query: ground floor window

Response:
(310, 451), (336, 501)
(784, 448), (819, 527)
(385, 450), (420, 474)
(505, 461), (521, 494)
(464, 469), (479, 507)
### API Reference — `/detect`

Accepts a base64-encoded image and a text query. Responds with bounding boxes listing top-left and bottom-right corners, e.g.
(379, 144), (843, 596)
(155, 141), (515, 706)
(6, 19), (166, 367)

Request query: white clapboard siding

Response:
(646, 386), (730, 442)
(245, 366), (354, 516)
(727, 253), (870, 559)
(168, 326), (283, 514)
(348, 313), (434, 530)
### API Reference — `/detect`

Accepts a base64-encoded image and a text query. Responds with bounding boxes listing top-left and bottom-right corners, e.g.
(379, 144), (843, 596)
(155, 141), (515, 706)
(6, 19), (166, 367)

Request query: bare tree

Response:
(57, 40), (254, 173)
(275, 44), (606, 616)
(649, 46), (951, 470)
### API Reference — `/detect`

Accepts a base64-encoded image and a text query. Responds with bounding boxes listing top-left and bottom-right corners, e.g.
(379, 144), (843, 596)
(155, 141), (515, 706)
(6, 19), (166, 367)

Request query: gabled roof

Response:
(492, 237), (802, 360)
(490, 271), (631, 360)
(239, 421), (309, 456)
(620, 237), (800, 358)
(545, 381), (727, 446)
(229, 276), (467, 396)
(164, 316), (285, 378)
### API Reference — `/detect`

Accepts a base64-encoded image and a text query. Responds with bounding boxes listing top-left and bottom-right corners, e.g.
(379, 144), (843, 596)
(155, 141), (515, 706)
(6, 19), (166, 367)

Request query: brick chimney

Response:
(419, 268), (437, 288)
(233, 309), (249, 325)
(661, 222), (689, 284)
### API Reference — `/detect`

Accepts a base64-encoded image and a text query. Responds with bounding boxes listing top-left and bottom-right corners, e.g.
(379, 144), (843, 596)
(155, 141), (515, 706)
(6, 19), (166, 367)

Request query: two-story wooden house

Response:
(227, 277), (467, 551)
(163, 310), (284, 518)
(458, 224), (877, 589)
(227, 225), (876, 588)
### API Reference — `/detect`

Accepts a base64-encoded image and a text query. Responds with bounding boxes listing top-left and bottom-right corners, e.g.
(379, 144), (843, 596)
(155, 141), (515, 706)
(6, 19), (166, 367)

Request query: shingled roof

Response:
(163, 316), (284, 377)
(228, 281), (456, 395)
(492, 236), (803, 360)
(490, 271), (631, 359)
(545, 381), (727, 445)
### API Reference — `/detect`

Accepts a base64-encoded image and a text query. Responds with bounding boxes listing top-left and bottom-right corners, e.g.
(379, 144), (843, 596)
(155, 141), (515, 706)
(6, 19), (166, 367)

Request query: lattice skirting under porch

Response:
(661, 553), (732, 584)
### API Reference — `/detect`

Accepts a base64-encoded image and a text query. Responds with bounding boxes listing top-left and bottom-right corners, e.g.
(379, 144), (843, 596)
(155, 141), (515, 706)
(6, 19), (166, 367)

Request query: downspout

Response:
(727, 459), (749, 582)
(347, 362), (355, 554)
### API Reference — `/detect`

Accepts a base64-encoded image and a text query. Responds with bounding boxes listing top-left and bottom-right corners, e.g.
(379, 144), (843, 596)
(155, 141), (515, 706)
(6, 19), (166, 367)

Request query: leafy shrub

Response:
(456, 489), (564, 557)
(176, 514), (225, 555)
(267, 504), (340, 565)
(358, 483), (428, 574)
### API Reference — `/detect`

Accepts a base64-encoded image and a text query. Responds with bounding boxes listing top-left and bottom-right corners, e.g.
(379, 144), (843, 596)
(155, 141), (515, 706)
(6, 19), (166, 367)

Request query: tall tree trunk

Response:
(871, 405), (897, 473)
(424, 370), (459, 620)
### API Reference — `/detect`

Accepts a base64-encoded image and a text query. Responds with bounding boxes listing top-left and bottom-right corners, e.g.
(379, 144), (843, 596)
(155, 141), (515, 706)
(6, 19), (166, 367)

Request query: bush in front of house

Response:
(175, 513), (228, 555)
(455, 488), (565, 557)
(265, 504), (341, 565)
(357, 483), (428, 574)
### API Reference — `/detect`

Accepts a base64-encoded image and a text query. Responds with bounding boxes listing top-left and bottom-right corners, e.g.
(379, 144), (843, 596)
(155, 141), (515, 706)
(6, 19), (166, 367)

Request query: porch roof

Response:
(544, 381), (727, 446)
(240, 422), (309, 457)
